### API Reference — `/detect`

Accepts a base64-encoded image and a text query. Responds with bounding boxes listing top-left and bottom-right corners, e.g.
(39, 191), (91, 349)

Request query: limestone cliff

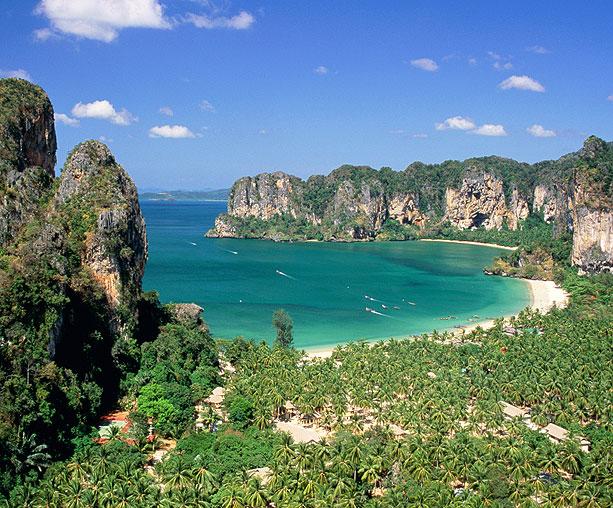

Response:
(54, 140), (148, 327)
(444, 172), (508, 230)
(210, 137), (612, 272)
(570, 137), (613, 273)
(228, 172), (302, 219)
(0, 78), (56, 245)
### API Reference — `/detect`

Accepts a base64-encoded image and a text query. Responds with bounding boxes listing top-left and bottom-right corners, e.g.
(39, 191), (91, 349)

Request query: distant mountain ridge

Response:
(140, 189), (229, 201)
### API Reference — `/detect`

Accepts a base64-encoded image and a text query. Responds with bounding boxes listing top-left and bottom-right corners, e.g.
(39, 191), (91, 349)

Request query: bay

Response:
(141, 201), (530, 349)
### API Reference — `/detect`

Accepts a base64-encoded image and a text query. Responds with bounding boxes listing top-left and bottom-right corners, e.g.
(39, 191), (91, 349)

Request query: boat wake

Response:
(276, 269), (297, 280)
(365, 307), (392, 318)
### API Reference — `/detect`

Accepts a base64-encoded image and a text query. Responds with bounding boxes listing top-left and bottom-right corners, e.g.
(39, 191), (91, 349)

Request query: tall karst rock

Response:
(52, 140), (148, 333)
(570, 136), (613, 273)
(0, 78), (56, 245)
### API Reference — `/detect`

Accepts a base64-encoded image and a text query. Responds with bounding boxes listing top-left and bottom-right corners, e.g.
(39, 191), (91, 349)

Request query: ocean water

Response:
(141, 201), (530, 349)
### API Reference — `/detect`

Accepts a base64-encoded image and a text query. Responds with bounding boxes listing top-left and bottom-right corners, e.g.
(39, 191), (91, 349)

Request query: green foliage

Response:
(169, 427), (281, 481)
(225, 395), (255, 428)
(132, 322), (220, 437)
(0, 78), (52, 169)
(136, 383), (187, 435)
(272, 308), (293, 348)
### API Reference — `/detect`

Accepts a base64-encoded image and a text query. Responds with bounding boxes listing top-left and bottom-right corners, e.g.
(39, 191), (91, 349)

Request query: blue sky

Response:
(1, 1), (612, 190)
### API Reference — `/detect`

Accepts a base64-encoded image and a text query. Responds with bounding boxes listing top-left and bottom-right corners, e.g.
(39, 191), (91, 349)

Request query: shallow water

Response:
(142, 201), (530, 349)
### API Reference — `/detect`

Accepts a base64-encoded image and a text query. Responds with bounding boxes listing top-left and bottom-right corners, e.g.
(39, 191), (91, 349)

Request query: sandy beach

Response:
(306, 278), (568, 359)
(419, 239), (518, 251)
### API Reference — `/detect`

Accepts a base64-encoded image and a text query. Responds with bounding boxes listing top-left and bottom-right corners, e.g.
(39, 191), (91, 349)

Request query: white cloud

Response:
(99, 135), (113, 143)
(471, 124), (507, 136)
(527, 45), (550, 54)
(493, 61), (513, 70)
(71, 100), (136, 125)
(149, 125), (196, 138)
(258, 129), (268, 135)
(199, 100), (215, 112)
(314, 65), (329, 75)
(608, 95), (613, 102)
(527, 124), (556, 137)
(499, 75), (545, 92)
(35, 0), (170, 42)
(54, 113), (79, 126)
(435, 116), (476, 131)
(0, 69), (32, 80)
(33, 28), (56, 41)
(186, 10), (254, 30)
(488, 51), (513, 70)
(412, 133), (428, 139)
(468, 57), (477, 66)
(410, 58), (438, 72)
(159, 106), (173, 117)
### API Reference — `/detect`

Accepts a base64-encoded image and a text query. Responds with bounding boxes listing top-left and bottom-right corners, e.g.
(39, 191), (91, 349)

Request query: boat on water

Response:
(407, 301), (416, 306)
(381, 304), (388, 309)
(393, 306), (400, 310)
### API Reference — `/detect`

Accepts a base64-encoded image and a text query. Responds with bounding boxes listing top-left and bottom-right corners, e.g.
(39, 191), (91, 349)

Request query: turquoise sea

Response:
(141, 201), (530, 350)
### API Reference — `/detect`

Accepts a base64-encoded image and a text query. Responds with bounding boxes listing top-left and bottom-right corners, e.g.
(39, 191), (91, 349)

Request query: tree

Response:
(272, 309), (294, 348)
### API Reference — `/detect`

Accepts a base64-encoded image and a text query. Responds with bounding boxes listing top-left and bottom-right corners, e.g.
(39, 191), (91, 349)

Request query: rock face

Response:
(0, 78), (57, 245)
(211, 136), (612, 272)
(326, 180), (387, 238)
(570, 137), (613, 273)
(387, 193), (426, 226)
(228, 172), (301, 219)
(55, 140), (148, 321)
(444, 173), (508, 230)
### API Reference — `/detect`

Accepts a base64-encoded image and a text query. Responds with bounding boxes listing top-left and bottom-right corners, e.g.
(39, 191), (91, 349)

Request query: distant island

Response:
(140, 189), (230, 201)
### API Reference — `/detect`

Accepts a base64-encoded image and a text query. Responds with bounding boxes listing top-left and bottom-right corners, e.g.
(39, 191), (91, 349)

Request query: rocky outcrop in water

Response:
(210, 137), (612, 272)
(0, 78), (56, 245)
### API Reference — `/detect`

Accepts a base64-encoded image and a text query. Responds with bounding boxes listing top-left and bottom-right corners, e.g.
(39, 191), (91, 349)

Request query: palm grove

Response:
(0, 78), (611, 507)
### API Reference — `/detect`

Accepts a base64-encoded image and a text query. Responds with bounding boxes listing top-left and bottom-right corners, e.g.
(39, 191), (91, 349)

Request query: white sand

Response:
(419, 239), (518, 251)
(306, 278), (569, 359)
(275, 421), (325, 443)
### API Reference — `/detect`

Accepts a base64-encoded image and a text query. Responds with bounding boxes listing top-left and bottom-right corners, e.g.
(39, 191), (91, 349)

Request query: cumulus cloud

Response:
(71, 100), (136, 125)
(186, 10), (254, 30)
(471, 124), (507, 136)
(54, 113), (79, 126)
(35, 0), (170, 42)
(314, 65), (329, 75)
(410, 58), (438, 72)
(527, 45), (550, 54)
(527, 124), (556, 137)
(435, 116), (476, 131)
(149, 125), (196, 138)
(499, 75), (545, 92)
(0, 69), (32, 80)
(159, 106), (173, 117)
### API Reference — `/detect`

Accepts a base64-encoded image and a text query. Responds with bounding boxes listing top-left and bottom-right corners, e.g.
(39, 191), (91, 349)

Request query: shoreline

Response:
(419, 238), (518, 251)
(305, 278), (568, 359)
